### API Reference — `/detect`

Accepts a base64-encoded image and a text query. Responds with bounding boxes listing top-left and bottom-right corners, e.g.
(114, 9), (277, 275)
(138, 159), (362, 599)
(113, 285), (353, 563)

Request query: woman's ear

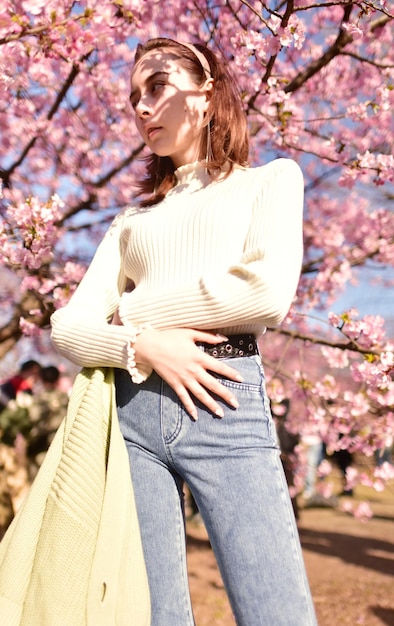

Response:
(204, 78), (214, 101)
(198, 78), (213, 122)
(201, 78), (214, 118)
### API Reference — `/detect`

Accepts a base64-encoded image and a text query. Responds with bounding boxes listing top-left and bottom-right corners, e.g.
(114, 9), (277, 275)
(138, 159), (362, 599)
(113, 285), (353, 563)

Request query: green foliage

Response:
(0, 404), (31, 446)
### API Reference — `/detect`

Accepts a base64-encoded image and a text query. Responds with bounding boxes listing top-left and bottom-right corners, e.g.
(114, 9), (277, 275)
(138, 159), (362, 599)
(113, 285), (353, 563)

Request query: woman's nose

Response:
(135, 97), (151, 119)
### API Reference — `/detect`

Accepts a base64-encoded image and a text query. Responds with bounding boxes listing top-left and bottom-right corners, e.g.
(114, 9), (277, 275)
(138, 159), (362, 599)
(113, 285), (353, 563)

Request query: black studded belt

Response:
(197, 334), (258, 359)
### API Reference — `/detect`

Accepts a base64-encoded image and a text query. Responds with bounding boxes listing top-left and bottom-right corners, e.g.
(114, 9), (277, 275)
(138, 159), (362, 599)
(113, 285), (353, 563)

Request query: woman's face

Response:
(130, 49), (212, 168)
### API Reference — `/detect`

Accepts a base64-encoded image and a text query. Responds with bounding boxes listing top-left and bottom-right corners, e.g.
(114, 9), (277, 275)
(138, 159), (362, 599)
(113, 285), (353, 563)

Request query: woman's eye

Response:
(129, 81), (166, 109)
(151, 82), (165, 95)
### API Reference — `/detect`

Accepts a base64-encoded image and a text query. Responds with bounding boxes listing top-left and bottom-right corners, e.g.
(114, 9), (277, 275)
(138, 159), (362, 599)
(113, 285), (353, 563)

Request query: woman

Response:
(51, 38), (317, 626)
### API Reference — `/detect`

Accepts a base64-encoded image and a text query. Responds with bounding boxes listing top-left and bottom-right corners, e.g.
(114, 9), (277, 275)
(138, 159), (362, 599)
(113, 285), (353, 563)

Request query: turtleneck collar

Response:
(166, 160), (242, 198)
(171, 160), (211, 194)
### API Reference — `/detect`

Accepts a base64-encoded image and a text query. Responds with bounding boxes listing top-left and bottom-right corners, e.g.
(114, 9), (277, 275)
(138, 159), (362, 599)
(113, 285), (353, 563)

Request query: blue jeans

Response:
(115, 356), (317, 626)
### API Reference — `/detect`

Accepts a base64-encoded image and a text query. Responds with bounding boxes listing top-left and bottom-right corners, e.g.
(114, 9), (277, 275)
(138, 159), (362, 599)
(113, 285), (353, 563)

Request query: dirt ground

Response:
(186, 484), (394, 626)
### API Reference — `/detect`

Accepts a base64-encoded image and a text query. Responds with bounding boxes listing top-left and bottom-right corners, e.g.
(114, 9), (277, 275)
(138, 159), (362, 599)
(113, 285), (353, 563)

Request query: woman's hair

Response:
(132, 37), (249, 207)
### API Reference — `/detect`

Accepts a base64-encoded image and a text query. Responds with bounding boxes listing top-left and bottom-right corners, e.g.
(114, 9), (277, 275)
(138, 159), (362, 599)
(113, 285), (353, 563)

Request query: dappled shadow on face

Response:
(298, 527), (394, 576)
(130, 49), (208, 161)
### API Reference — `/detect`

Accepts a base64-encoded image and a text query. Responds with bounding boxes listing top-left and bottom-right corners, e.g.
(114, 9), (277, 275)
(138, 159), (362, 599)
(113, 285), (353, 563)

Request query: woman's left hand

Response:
(133, 327), (243, 420)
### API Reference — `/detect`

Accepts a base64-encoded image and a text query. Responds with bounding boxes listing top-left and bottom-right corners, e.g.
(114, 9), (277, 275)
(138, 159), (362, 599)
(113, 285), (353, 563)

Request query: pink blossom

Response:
(351, 361), (391, 388)
(317, 481), (334, 499)
(372, 479), (385, 493)
(328, 312), (341, 328)
(374, 462), (394, 481)
(359, 472), (374, 487)
(22, 0), (47, 15)
(381, 351), (394, 370)
(62, 261), (86, 284)
(19, 318), (41, 337)
(313, 375), (338, 399)
(340, 500), (354, 514)
(2, 194), (64, 271)
(345, 466), (359, 490)
(321, 347), (349, 369)
(342, 22), (363, 40)
(317, 459), (332, 478)
(353, 501), (373, 523)
(278, 16), (306, 50)
(20, 276), (41, 291)
(347, 102), (369, 121)
(268, 15), (281, 34)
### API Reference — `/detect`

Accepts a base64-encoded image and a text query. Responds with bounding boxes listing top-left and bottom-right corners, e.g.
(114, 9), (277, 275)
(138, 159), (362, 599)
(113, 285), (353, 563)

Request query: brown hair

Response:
(132, 38), (249, 207)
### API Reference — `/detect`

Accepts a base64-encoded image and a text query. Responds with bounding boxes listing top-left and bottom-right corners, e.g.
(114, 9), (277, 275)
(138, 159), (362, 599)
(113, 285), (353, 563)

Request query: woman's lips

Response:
(147, 126), (162, 139)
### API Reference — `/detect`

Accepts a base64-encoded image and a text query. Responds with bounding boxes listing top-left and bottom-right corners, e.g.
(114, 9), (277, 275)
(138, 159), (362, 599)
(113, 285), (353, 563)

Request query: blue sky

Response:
(322, 265), (394, 336)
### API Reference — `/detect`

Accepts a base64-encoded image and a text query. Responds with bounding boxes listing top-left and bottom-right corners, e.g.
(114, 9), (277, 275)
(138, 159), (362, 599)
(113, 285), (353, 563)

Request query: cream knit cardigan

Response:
(0, 367), (150, 625)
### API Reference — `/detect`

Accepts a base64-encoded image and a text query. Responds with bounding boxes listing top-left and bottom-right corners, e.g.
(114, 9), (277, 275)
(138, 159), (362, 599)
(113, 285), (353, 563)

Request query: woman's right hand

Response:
(133, 328), (244, 420)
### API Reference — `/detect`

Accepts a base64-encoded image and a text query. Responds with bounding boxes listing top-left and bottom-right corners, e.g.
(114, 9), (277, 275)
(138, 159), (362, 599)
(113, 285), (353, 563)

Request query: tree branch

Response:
(57, 141), (145, 225)
(271, 326), (380, 356)
(284, 5), (353, 93)
(340, 50), (394, 69)
(1, 59), (86, 186)
(247, 0), (295, 111)
(0, 291), (54, 359)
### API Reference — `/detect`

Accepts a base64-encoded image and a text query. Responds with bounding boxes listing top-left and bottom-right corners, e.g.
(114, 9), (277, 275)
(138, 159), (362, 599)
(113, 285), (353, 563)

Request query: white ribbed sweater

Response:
(51, 158), (304, 379)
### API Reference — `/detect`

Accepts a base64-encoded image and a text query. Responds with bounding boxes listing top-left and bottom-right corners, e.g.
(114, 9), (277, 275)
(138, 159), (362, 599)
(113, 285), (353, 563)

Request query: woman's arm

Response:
(51, 213), (243, 417)
(50, 213), (137, 372)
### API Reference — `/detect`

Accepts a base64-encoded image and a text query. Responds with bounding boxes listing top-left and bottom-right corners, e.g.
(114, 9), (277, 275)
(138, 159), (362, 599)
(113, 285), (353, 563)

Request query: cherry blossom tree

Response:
(0, 0), (393, 506)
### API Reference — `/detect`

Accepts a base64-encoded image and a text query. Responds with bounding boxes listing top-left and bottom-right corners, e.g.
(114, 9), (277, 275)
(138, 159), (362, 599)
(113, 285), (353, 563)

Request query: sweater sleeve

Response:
(118, 158), (304, 332)
(50, 212), (147, 375)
